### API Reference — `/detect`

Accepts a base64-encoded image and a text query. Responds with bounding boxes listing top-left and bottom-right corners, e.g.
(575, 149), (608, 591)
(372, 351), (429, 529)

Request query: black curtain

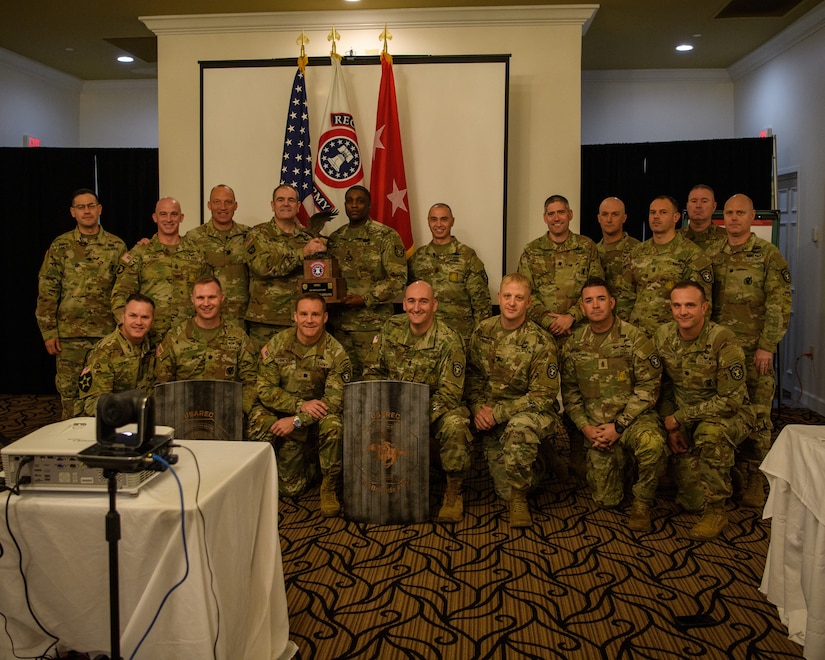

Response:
(580, 138), (774, 242)
(0, 147), (158, 394)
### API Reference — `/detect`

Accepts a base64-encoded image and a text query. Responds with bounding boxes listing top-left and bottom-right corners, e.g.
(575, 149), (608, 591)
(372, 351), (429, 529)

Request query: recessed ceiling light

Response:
(675, 44), (694, 52)
(117, 55), (135, 63)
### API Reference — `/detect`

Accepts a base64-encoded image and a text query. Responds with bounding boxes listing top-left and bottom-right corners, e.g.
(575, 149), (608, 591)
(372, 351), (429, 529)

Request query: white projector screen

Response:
(200, 55), (509, 291)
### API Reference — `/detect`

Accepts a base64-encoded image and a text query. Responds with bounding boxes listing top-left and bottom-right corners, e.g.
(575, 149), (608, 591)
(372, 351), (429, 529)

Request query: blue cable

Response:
(129, 453), (189, 660)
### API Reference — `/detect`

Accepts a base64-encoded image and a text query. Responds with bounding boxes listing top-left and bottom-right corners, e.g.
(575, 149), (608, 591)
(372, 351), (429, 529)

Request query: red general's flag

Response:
(370, 52), (414, 257)
(313, 55), (364, 215)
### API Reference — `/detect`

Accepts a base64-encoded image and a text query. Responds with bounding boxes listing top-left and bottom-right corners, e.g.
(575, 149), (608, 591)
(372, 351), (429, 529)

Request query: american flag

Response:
(279, 68), (316, 224)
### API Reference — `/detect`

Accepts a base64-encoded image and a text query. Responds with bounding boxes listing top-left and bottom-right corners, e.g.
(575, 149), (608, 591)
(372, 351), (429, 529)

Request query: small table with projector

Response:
(0, 417), (294, 660)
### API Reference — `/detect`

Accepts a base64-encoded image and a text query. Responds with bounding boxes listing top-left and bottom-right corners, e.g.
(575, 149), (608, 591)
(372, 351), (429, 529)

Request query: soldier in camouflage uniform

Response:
(36, 188), (127, 419)
(466, 273), (560, 528)
(561, 277), (666, 532)
(363, 281), (473, 523)
(111, 197), (209, 345)
(155, 276), (258, 415)
(595, 197), (638, 321)
(328, 186), (407, 377)
(707, 194), (792, 507)
(654, 281), (755, 541)
(408, 203), (491, 343)
(628, 195), (714, 338)
(248, 293), (352, 516)
(517, 194), (604, 480)
(183, 185), (250, 328)
(681, 184), (726, 251)
(76, 294), (156, 417)
(244, 184), (327, 350)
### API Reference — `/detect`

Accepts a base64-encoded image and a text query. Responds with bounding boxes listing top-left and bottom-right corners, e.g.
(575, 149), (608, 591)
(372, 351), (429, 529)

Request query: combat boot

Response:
(627, 499), (652, 532)
(509, 487), (532, 528)
(741, 461), (767, 508)
(319, 475), (341, 517)
(688, 503), (727, 540)
(436, 476), (464, 523)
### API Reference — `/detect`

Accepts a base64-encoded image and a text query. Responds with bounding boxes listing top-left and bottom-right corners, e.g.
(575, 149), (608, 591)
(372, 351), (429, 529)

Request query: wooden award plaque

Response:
(300, 256), (346, 303)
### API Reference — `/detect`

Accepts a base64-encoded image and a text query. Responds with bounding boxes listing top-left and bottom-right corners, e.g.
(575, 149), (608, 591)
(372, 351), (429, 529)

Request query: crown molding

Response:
(728, 0), (825, 80)
(141, 5), (599, 35)
(0, 46), (82, 91)
(583, 69), (731, 84)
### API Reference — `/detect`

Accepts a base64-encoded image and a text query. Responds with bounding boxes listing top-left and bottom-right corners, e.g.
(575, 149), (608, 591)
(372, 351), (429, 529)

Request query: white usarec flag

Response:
(313, 55), (364, 215)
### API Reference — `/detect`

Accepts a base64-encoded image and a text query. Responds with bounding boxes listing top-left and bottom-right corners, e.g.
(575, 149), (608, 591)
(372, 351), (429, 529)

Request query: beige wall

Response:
(143, 5), (595, 273)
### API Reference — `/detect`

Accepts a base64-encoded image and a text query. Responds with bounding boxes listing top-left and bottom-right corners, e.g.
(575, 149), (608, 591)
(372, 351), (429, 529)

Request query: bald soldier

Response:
(112, 197), (209, 344)
(681, 184), (727, 251)
(627, 195), (714, 338)
(362, 281), (473, 523)
(408, 203), (491, 343)
(183, 184), (251, 327)
(595, 197), (638, 321)
(706, 194), (792, 507)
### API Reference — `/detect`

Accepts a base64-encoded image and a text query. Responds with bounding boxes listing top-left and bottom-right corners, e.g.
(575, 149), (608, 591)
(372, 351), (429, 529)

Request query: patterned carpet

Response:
(2, 396), (823, 659)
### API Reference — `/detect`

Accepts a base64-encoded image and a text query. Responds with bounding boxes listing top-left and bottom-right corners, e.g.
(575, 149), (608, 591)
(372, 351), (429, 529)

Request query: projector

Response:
(1, 417), (174, 495)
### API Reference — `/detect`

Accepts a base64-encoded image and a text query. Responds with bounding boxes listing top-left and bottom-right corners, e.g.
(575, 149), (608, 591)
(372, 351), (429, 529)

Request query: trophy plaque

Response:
(299, 210), (346, 303)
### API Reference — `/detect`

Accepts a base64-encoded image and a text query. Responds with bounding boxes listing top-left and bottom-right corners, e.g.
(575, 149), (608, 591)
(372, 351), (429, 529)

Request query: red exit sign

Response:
(24, 135), (41, 147)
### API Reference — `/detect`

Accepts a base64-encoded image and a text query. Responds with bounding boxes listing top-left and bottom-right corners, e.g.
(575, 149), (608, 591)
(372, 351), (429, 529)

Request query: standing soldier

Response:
(37, 188), (126, 419)
(628, 195), (714, 338)
(76, 294), (156, 417)
(681, 184), (726, 251)
(244, 184), (327, 350)
(155, 276), (259, 416)
(595, 197), (638, 321)
(707, 194), (792, 507)
(183, 184), (251, 328)
(248, 294), (352, 516)
(561, 277), (666, 531)
(654, 281), (755, 540)
(363, 281), (473, 523)
(111, 197), (209, 344)
(465, 273), (560, 528)
(327, 185), (408, 377)
(408, 203), (491, 343)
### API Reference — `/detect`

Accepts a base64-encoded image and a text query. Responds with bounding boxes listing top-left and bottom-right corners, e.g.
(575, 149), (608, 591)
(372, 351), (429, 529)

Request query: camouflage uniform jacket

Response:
(244, 218), (311, 327)
(183, 220), (251, 323)
(76, 328), (154, 416)
(680, 223), (727, 252)
(111, 236), (209, 339)
(654, 320), (754, 427)
(628, 233), (714, 337)
(327, 219), (407, 331)
(465, 316), (559, 423)
(596, 232), (639, 321)
(256, 328), (352, 428)
(408, 237), (491, 341)
(155, 318), (259, 414)
(561, 317), (661, 430)
(706, 233), (792, 354)
(362, 315), (466, 425)
(517, 232), (604, 330)
(36, 227), (126, 341)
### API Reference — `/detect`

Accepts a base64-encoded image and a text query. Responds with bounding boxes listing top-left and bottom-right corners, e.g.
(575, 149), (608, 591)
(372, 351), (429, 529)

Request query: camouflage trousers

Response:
(587, 413), (666, 508)
(478, 410), (557, 500)
(56, 337), (97, 420)
(247, 406), (343, 498)
(433, 407), (473, 478)
(669, 414), (752, 511)
(247, 322), (291, 353)
(332, 329), (377, 380)
(742, 349), (776, 460)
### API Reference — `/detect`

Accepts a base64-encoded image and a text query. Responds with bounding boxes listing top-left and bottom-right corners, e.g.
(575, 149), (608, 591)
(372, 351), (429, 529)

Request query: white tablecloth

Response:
(0, 437), (295, 660)
(760, 424), (825, 660)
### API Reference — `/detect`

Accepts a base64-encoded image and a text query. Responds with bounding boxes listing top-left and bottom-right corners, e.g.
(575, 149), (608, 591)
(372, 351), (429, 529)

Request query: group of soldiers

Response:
(36, 183), (791, 540)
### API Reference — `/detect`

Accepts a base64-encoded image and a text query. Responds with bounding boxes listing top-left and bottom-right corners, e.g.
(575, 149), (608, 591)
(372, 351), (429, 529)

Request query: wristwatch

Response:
(614, 420), (626, 435)
(292, 415), (303, 428)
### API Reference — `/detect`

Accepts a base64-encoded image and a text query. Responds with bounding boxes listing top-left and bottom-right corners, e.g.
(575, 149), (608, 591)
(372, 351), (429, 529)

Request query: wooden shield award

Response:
(343, 380), (430, 524)
(154, 380), (244, 440)
(299, 211), (346, 303)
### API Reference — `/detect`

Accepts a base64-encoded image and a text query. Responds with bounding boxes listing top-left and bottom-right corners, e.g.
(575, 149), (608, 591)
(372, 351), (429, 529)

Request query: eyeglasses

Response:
(73, 203), (99, 210)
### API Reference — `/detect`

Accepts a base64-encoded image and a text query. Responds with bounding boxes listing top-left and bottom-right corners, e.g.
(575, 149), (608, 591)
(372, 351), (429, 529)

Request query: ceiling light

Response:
(117, 55), (134, 63)
(675, 44), (694, 52)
